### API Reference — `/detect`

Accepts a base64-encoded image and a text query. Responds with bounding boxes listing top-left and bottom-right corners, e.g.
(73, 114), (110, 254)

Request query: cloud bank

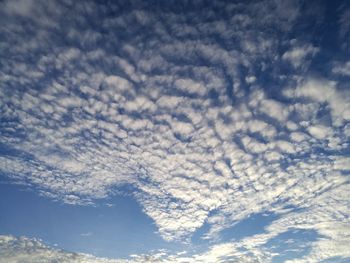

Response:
(0, 0), (350, 262)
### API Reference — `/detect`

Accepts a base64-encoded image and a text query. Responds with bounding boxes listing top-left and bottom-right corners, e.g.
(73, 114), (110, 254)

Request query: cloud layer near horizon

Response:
(1, 0), (350, 262)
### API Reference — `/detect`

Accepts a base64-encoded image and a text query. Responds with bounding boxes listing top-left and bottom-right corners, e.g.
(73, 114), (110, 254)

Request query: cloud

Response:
(282, 43), (319, 69)
(0, 235), (125, 263)
(332, 61), (350, 76)
(259, 99), (289, 122)
(284, 78), (350, 126)
(307, 125), (333, 140)
(0, 0), (349, 262)
(2, 0), (36, 17)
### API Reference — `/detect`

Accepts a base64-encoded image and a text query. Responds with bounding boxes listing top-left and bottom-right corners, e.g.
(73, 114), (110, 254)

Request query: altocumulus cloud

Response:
(0, 0), (350, 262)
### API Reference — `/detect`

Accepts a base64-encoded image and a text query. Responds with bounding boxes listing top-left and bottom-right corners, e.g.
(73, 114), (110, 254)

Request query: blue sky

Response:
(0, 0), (350, 262)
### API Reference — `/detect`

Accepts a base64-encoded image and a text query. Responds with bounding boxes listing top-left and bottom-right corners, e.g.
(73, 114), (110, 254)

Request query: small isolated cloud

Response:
(282, 44), (319, 69)
(80, 232), (93, 237)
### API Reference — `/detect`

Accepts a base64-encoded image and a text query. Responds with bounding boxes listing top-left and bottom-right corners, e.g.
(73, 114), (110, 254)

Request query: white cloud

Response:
(259, 99), (289, 122)
(284, 78), (350, 126)
(0, 1), (349, 262)
(0, 235), (125, 263)
(174, 78), (207, 96)
(290, 131), (308, 142)
(282, 44), (319, 68)
(307, 125), (333, 140)
(245, 75), (257, 84)
(334, 157), (350, 171)
(332, 61), (350, 76)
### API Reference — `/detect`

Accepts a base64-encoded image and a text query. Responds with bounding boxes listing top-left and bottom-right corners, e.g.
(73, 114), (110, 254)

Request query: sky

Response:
(0, 0), (350, 262)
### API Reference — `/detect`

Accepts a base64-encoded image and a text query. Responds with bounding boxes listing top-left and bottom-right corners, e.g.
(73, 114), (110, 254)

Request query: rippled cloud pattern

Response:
(1, 0), (350, 262)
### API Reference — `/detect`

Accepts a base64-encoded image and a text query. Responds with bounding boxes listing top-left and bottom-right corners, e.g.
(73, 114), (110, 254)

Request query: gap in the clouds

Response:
(306, 0), (350, 76)
(315, 104), (332, 125)
(220, 211), (280, 242)
(191, 211), (280, 249)
(264, 228), (319, 263)
(190, 219), (211, 247)
(0, 142), (36, 160)
(189, 211), (224, 255)
(0, 179), (185, 259)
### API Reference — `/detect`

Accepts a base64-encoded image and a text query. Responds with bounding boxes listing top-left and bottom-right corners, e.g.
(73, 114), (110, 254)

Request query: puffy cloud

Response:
(259, 99), (289, 122)
(307, 125), (333, 140)
(282, 44), (319, 68)
(174, 79), (207, 96)
(284, 78), (350, 126)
